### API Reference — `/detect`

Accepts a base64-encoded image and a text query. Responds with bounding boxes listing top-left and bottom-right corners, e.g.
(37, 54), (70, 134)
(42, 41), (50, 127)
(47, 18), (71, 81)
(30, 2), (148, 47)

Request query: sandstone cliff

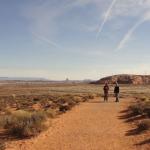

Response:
(92, 74), (150, 85)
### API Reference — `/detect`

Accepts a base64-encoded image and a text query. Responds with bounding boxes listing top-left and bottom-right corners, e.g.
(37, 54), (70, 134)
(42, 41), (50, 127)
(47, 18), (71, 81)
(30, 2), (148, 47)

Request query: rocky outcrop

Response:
(92, 74), (150, 85)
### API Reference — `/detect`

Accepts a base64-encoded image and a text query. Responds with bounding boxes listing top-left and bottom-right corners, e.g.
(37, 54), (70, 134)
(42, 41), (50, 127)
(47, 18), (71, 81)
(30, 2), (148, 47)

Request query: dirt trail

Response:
(6, 98), (148, 150)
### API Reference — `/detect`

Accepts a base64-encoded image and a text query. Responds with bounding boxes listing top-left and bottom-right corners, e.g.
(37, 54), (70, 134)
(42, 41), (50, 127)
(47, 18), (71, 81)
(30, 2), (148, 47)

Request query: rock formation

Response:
(92, 74), (150, 85)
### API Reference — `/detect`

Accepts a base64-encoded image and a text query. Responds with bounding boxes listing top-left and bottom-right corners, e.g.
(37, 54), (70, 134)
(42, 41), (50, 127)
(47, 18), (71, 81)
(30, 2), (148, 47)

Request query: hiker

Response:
(114, 82), (120, 102)
(103, 82), (109, 102)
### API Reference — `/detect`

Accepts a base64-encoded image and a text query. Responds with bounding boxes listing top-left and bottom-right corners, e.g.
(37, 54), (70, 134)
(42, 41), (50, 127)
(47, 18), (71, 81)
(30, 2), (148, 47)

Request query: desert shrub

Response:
(1, 110), (47, 138)
(144, 109), (150, 117)
(57, 95), (89, 113)
(81, 96), (89, 102)
(129, 100), (150, 118)
(12, 94), (16, 100)
(143, 102), (150, 117)
(33, 98), (40, 103)
(40, 99), (50, 108)
(56, 97), (67, 105)
(4, 108), (15, 115)
(137, 119), (150, 131)
(15, 100), (32, 110)
(67, 99), (77, 107)
(73, 97), (81, 103)
(59, 103), (71, 113)
(0, 99), (7, 111)
(46, 109), (58, 118)
(56, 96), (74, 105)
(61, 96), (81, 104)
(48, 102), (58, 109)
(32, 111), (47, 121)
(129, 104), (144, 116)
(86, 94), (94, 99)
(0, 142), (5, 150)
(140, 97), (147, 101)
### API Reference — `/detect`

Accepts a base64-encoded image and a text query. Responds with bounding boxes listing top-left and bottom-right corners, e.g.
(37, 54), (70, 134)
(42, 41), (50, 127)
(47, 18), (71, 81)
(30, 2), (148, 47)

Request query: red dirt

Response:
(6, 98), (150, 150)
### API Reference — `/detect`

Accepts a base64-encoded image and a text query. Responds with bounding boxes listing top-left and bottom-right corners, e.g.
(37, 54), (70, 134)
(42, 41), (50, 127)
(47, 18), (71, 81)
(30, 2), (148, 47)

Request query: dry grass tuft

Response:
(0, 110), (47, 138)
(137, 119), (150, 131)
(0, 142), (5, 150)
(129, 101), (150, 117)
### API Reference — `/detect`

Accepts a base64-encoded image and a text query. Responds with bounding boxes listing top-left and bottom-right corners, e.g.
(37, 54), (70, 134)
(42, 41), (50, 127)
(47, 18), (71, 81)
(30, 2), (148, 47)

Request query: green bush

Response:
(1, 110), (47, 138)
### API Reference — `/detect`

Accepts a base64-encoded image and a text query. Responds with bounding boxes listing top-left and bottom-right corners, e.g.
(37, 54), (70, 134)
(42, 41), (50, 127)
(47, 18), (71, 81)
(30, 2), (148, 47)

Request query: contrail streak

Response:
(32, 32), (62, 49)
(96, 0), (117, 38)
(116, 12), (150, 51)
(116, 20), (143, 50)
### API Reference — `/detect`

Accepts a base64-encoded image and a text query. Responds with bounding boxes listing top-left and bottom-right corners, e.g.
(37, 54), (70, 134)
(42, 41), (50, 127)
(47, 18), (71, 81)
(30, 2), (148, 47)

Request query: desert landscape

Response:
(0, 0), (150, 150)
(0, 75), (149, 150)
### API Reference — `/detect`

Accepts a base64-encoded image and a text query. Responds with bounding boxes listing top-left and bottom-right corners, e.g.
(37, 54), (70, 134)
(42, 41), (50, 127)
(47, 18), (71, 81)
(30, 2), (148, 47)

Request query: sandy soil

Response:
(6, 98), (149, 150)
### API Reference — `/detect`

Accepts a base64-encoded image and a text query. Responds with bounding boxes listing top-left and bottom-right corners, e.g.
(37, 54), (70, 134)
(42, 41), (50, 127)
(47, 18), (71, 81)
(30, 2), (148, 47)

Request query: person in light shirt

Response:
(114, 82), (120, 102)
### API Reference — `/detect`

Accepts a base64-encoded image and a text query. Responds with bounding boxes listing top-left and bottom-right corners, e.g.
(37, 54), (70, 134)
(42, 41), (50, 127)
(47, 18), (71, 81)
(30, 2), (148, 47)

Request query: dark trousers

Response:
(104, 93), (108, 101)
(115, 93), (119, 102)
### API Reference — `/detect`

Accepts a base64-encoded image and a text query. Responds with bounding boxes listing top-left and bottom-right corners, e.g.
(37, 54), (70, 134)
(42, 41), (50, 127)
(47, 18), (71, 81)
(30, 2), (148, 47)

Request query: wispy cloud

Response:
(108, 0), (150, 19)
(22, 0), (150, 51)
(116, 11), (150, 51)
(96, 0), (117, 38)
(32, 32), (62, 49)
(22, 1), (63, 37)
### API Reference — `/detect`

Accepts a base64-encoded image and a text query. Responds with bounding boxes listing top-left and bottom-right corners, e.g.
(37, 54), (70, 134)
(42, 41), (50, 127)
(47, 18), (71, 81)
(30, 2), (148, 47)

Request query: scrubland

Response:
(0, 82), (149, 149)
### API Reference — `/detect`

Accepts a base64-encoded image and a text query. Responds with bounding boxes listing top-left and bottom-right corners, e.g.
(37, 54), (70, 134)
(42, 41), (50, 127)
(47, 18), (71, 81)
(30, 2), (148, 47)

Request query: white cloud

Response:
(22, 0), (109, 36)
(96, 0), (150, 34)
(116, 11), (150, 51)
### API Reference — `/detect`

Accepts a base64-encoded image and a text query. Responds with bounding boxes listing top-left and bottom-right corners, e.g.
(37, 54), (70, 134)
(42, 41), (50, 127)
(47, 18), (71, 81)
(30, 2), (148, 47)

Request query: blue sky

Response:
(0, 0), (150, 80)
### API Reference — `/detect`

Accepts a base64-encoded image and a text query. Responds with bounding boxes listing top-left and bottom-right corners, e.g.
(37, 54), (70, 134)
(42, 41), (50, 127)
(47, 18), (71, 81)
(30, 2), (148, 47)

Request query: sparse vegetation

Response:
(129, 101), (150, 117)
(126, 97), (150, 134)
(0, 142), (5, 150)
(0, 82), (150, 149)
(46, 108), (58, 118)
(0, 83), (96, 140)
(137, 119), (150, 131)
(0, 110), (47, 138)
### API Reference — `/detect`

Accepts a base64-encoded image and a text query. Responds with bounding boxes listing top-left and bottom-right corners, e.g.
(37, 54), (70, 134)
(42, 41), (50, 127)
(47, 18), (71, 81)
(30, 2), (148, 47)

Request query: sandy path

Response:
(6, 98), (147, 150)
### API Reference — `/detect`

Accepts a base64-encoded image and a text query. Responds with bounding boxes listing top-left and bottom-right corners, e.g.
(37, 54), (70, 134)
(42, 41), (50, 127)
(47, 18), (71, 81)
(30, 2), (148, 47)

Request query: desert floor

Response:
(6, 97), (150, 150)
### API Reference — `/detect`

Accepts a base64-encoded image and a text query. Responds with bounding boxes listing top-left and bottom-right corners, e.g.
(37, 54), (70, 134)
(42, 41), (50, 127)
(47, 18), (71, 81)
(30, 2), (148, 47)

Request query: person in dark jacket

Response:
(103, 82), (109, 102)
(114, 82), (120, 102)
